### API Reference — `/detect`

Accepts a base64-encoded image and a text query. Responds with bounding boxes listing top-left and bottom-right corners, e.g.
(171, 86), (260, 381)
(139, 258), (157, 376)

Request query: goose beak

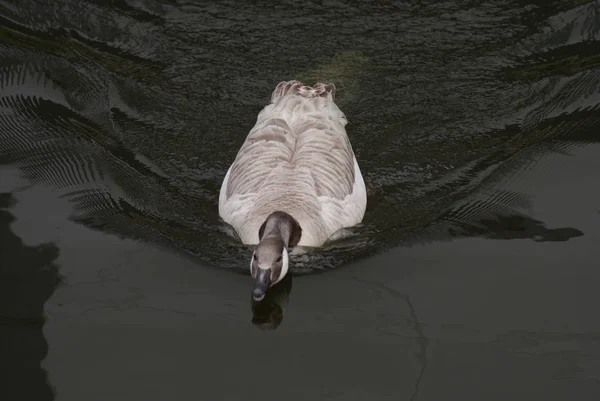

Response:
(252, 268), (271, 301)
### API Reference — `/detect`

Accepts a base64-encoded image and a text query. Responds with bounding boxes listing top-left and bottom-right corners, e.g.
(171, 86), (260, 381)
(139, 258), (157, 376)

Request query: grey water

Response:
(1, 0), (600, 400)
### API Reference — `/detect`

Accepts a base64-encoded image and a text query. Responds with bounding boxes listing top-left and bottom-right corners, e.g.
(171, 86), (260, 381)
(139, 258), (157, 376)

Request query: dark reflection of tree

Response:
(445, 213), (584, 242)
(422, 189), (585, 244)
(0, 193), (62, 401)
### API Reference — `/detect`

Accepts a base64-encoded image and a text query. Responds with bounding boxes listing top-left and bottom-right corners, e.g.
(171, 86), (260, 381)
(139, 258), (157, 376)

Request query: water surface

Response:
(1, 0), (599, 400)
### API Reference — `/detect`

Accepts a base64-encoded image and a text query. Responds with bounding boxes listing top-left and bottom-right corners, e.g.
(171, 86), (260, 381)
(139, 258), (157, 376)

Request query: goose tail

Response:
(271, 80), (336, 103)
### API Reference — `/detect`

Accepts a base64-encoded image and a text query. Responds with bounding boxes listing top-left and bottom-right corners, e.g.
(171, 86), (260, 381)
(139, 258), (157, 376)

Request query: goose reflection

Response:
(250, 273), (293, 330)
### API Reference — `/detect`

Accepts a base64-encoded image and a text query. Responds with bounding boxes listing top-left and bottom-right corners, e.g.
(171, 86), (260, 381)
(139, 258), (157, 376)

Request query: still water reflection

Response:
(0, 193), (62, 399)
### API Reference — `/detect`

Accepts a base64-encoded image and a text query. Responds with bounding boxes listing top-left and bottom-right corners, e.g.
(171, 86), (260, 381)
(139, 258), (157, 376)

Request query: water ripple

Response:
(1, 0), (598, 274)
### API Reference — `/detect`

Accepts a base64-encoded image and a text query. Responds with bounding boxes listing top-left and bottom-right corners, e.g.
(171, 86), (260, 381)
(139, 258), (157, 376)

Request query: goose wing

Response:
(225, 80), (356, 201)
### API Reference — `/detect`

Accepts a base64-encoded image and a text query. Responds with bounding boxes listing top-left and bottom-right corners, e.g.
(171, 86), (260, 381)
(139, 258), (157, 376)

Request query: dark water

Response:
(1, 0), (600, 400)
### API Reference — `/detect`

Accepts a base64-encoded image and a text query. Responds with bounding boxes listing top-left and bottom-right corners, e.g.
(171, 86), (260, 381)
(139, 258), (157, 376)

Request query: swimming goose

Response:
(219, 80), (367, 300)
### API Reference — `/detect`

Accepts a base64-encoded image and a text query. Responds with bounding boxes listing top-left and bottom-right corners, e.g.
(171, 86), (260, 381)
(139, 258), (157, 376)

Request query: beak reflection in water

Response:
(251, 274), (293, 330)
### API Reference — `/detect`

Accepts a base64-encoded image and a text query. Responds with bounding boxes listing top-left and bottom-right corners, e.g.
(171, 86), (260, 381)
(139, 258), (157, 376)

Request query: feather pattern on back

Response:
(219, 80), (367, 246)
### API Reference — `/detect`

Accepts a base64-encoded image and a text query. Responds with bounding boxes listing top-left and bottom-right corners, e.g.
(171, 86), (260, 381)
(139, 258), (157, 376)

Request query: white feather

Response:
(219, 81), (367, 247)
(249, 250), (255, 274)
(274, 247), (289, 285)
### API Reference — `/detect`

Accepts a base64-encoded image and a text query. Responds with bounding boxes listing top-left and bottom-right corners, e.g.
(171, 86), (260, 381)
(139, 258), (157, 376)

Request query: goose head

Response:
(250, 237), (289, 301)
(250, 211), (301, 301)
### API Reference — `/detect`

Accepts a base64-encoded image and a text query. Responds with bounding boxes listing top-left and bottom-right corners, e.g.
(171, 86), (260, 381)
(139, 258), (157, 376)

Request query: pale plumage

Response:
(219, 80), (367, 248)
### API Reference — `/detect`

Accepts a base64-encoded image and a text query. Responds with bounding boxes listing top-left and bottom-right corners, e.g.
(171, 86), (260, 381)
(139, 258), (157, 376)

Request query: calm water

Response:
(1, 0), (600, 400)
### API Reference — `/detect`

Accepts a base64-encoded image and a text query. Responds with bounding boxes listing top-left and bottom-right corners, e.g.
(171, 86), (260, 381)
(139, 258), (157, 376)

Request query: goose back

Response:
(219, 80), (366, 246)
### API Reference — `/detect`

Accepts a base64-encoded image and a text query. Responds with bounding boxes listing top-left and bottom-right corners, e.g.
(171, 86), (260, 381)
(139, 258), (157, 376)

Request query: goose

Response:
(219, 80), (367, 301)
